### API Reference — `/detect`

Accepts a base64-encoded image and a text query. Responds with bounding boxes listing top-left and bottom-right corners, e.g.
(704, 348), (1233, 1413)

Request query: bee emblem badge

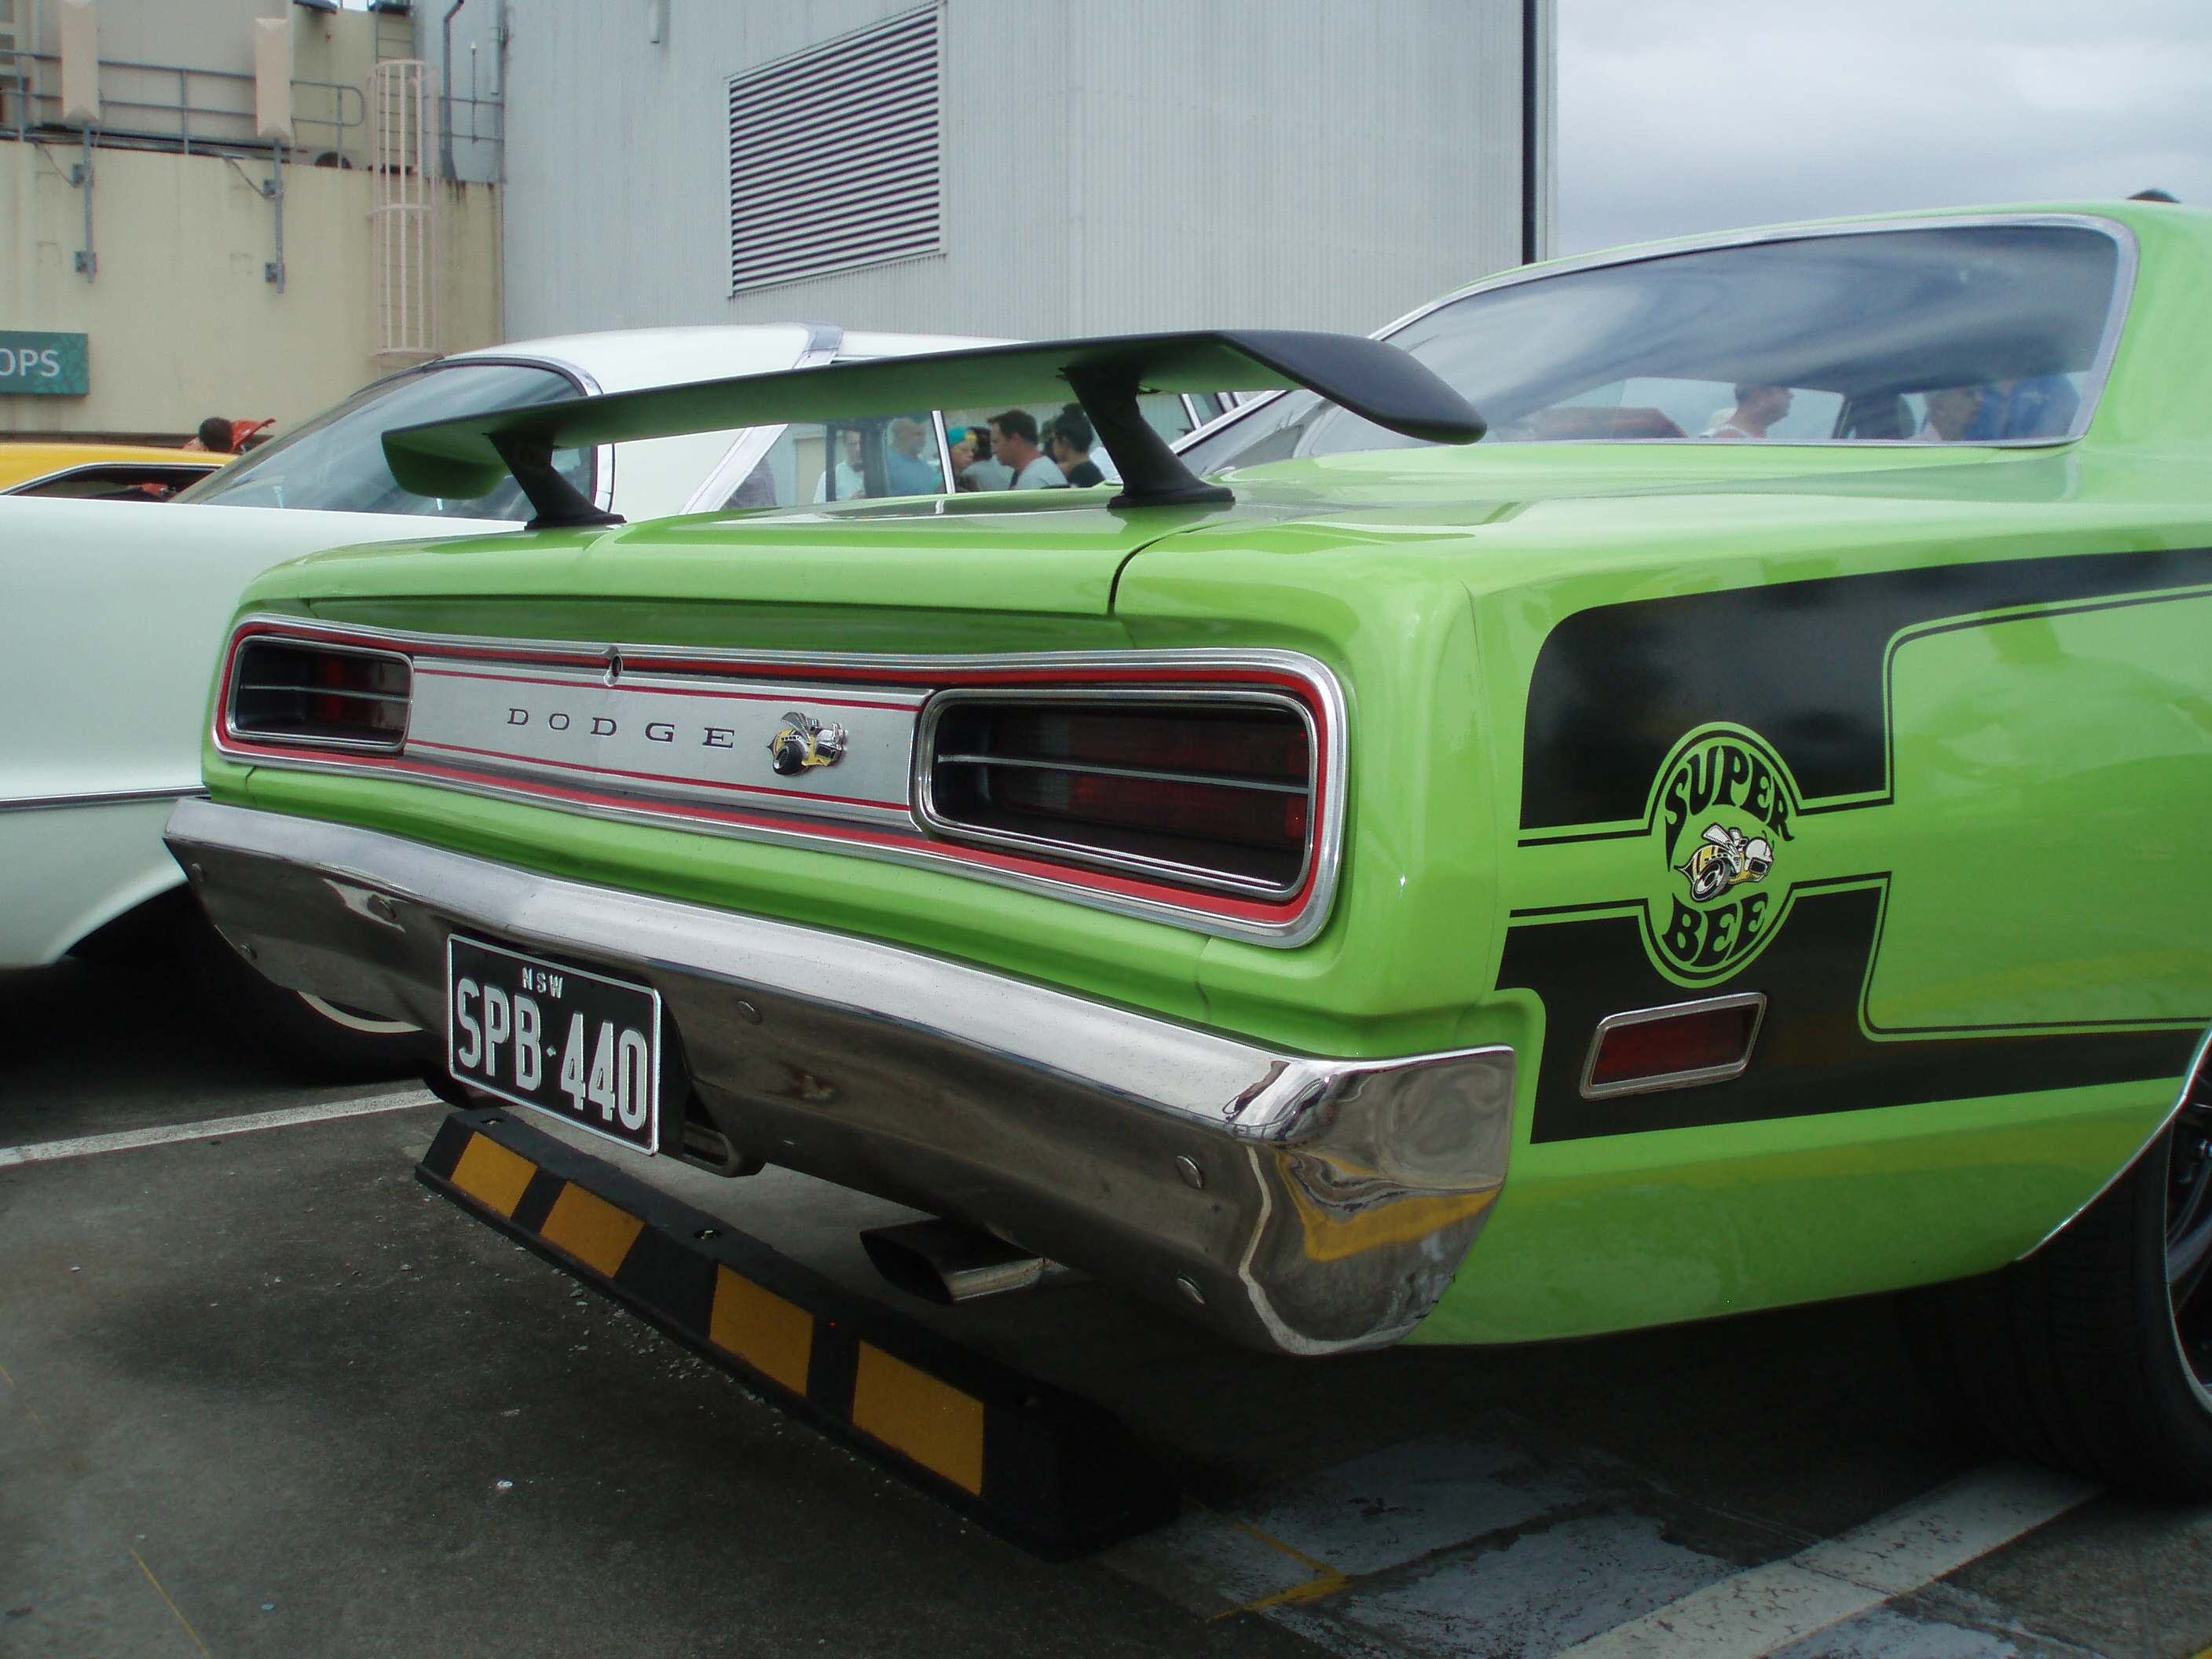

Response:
(1678, 822), (1774, 903)
(766, 710), (848, 775)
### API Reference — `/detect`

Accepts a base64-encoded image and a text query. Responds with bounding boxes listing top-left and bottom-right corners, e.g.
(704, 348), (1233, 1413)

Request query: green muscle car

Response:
(169, 200), (2212, 1499)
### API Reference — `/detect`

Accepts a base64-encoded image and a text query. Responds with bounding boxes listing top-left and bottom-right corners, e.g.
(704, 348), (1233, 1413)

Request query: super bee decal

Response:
(1498, 553), (2212, 1143)
(1647, 727), (1796, 980)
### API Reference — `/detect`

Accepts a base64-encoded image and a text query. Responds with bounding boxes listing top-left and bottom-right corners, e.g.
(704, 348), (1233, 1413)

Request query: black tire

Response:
(1899, 1081), (2212, 1499)
(168, 892), (432, 1083)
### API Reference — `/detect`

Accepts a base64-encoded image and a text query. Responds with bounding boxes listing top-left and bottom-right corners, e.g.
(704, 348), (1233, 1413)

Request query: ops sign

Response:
(0, 331), (90, 396)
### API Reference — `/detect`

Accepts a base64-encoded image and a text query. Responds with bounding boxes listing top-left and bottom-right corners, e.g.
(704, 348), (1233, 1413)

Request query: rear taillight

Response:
(1580, 994), (1766, 1097)
(227, 638), (412, 752)
(919, 694), (1316, 896)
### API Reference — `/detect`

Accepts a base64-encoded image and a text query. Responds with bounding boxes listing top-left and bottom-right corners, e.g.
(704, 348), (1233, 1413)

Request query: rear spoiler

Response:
(380, 329), (1486, 529)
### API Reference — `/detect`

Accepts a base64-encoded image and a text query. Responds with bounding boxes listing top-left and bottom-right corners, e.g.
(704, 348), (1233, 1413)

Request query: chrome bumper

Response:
(164, 799), (1514, 1354)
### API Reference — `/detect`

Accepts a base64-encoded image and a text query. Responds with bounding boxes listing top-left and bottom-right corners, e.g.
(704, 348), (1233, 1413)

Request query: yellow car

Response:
(0, 441), (225, 500)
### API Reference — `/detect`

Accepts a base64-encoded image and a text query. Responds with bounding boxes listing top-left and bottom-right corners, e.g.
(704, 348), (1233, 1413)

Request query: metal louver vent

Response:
(728, 7), (942, 294)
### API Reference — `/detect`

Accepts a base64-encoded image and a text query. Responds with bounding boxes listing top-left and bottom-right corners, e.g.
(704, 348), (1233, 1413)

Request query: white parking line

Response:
(0, 1089), (439, 1166)
(1111, 1434), (2098, 1658)
(1558, 1462), (2098, 1659)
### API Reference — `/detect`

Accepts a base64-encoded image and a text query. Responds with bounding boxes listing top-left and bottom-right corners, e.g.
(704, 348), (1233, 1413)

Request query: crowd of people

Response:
(1701, 375), (2079, 443)
(947, 403), (1104, 492)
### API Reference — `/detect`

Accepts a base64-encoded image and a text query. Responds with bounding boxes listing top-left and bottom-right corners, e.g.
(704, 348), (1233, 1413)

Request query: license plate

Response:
(447, 935), (664, 1154)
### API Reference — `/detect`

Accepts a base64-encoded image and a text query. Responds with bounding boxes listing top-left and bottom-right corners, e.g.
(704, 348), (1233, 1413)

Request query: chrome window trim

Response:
(1577, 991), (1768, 1099)
(929, 408), (956, 489)
(1184, 213), (2140, 463)
(223, 638), (415, 756)
(210, 615), (1349, 948)
(914, 686), (1320, 902)
(2, 460), (221, 496)
(0, 785), (204, 814)
(679, 420), (788, 515)
(677, 327), (844, 515)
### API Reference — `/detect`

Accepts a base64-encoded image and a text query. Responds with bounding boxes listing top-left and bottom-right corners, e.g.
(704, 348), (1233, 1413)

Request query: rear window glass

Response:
(1184, 223), (2124, 472)
(177, 362), (590, 518)
(718, 414), (944, 509)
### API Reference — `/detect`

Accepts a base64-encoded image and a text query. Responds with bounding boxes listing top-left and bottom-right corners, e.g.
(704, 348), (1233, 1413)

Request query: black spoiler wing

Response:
(380, 328), (1486, 529)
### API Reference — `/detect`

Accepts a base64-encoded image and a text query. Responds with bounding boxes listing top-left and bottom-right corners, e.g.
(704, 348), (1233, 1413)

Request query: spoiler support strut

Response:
(489, 432), (626, 533)
(1065, 365), (1235, 511)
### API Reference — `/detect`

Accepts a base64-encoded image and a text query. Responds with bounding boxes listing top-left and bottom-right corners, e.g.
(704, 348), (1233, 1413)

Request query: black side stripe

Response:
(1498, 885), (2197, 1144)
(1519, 546), (2212, 833)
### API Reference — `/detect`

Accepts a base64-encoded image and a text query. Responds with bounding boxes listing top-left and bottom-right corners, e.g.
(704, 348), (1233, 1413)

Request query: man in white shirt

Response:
(989, 409), (1067, 489)
(812, 428), (866, 500)
(1704, 383), (1793, 441)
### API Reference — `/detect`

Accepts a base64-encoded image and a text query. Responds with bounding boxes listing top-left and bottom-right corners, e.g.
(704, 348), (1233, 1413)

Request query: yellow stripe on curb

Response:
(448, 1133), (537, 1218)
(851, 1343), (986, 1496)
(417, 1107), (1180, 1555)
(709, 1266), (815, 1394)
(538, 1183), (645, 1277)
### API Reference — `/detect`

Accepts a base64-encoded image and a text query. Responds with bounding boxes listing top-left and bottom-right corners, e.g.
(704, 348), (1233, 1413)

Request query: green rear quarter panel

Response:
(212, 202), (2212, 1342)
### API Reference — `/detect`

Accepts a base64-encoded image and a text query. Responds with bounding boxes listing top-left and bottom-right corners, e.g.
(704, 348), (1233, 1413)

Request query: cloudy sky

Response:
(1558, 0), (2212, 255)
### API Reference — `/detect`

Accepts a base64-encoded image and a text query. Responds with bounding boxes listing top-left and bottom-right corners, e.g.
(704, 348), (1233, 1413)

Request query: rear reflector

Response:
(1580, 993), (1766, 1098)
(227, 638), (412, 752)
(919, 693), (1317, 898)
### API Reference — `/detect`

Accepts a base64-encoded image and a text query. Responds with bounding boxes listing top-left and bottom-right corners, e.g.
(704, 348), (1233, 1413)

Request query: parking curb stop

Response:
(416, 1108), (1179, 1559)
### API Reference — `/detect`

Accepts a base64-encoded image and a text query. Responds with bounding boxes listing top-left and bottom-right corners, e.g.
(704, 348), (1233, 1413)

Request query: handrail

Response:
(0, 49), (364, 158)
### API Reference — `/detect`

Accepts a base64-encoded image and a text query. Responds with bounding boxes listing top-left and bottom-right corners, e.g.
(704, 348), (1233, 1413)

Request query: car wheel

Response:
(170, 895), (430, 1082)
(1899, 1063), (2212, 1499)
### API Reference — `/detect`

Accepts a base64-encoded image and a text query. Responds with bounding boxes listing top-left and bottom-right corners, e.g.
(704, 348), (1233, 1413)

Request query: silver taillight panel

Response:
(211, 617), (1348, 948)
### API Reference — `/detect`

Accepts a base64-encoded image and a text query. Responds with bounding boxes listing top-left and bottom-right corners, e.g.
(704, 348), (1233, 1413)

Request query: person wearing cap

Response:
(956, 425), (1014, 492)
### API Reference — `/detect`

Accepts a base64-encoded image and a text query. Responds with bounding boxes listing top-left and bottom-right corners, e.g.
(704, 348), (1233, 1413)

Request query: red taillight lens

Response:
(992, 768), (1309, 851)
(1584, 997), (1764, 1096)
(980, 709), (1309, 782)
(229, 639), (412, 751)
(924, 697), (1316, 896)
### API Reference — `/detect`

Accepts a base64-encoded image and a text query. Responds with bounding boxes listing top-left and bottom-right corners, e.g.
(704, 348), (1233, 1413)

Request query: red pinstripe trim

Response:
(405, 737), (899, 812)
(412, 665), (920, 712)
(212, 619), (1327, 926)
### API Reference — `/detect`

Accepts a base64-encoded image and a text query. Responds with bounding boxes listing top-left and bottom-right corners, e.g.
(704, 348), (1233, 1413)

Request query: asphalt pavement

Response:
(5, 949), (2211, 1659)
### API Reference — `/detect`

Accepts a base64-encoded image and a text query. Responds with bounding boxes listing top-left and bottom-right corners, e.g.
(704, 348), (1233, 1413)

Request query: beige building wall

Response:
(0, 144), (500, 441)
(1, 0), (499, 442)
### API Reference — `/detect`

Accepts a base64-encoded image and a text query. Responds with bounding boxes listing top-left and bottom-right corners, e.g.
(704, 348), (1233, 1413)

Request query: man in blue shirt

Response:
(1963, 375), (2081, 441)
(884, 416), (943, 496)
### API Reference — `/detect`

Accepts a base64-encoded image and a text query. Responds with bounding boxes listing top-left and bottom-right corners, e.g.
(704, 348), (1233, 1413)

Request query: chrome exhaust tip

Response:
(678, 1117), (765, 1177)
(861, 1218), (1076, 1303)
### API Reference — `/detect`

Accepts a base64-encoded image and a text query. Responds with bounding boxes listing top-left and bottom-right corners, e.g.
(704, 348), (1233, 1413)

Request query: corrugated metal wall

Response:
(498, 0), (1548, 343)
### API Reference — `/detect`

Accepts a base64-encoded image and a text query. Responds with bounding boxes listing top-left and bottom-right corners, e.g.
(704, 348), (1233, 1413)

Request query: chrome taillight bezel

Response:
(223, 636), (414, 754)
(913, 687), (1320, 901)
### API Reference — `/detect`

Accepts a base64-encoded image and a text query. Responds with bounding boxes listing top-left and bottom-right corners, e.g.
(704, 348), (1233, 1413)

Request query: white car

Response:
(1, 322), (1042, 1071)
